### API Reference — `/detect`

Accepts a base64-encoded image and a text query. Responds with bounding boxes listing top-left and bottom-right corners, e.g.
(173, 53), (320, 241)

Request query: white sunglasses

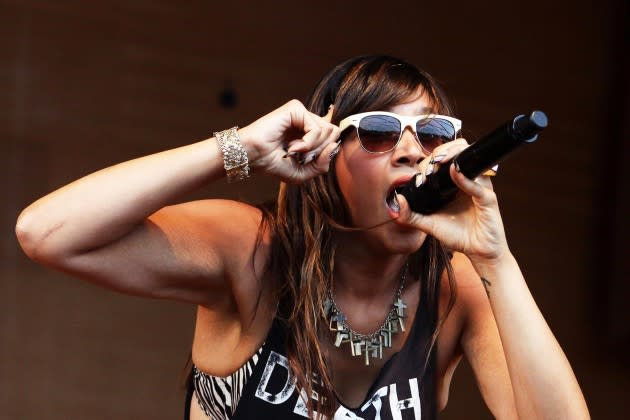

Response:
(338, 111), (462, 154)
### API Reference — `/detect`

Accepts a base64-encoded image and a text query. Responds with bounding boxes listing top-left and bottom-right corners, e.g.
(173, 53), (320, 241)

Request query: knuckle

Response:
(434, 143), (451, 153)
(287, 99), (304, 110)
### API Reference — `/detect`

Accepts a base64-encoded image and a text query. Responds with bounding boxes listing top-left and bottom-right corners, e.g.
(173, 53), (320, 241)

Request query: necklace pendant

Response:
(351, 337), (363, 357)
(334, 330), (349, 347)
(329, 312), (347, 332)
(393, 298), (407, 332)
(328, 316), (336, 332)
(368, 337), (382, 359)
(390, 317), (400, 333)
(397, 317), (405, 332)
(381, 324), (392, 347)
(394, 297), (407, 317)
(325, 263), (408, 363)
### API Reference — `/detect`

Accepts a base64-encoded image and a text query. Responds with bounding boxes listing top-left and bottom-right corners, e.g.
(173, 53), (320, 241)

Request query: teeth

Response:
(386, 187), (402, 213)
(393, 193), (400, 211)
(387, 194), (400, 211)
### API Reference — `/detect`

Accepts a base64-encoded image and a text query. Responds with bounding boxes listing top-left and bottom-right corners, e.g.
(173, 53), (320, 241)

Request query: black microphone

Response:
(397, 111), (548, 214)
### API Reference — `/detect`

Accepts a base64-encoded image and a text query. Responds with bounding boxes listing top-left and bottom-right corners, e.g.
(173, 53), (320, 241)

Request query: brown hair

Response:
(261, 55), (457, 418)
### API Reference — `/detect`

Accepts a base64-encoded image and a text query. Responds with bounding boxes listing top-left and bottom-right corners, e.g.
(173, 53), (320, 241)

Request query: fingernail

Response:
(430, 153), (447, 164)
(300, 151), (318, 165)
(454, 161), (461, 172)
(283, 151), (298, 159)
(425, 163), (435, 176)
(415, 173), (425, 187)
(329, 144), (341, 159)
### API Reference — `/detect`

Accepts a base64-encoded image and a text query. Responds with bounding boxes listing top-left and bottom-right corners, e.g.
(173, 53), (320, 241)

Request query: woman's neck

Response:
(333, 244), (408, 301)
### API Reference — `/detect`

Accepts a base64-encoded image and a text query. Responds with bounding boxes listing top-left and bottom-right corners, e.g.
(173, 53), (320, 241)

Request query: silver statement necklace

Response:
(323, 265), (408, 366)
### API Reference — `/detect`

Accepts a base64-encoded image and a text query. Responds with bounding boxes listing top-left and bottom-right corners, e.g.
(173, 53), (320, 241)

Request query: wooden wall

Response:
(2, 0), (627, 418)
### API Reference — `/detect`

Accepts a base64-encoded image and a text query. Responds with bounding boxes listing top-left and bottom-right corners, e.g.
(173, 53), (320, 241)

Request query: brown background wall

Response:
(2, 0), (628, 418)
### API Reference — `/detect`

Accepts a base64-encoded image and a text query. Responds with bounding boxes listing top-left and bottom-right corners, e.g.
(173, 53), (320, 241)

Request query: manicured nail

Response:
(430, 153), (447, 164)
(415, 173), (425, 187)
(425, 163), (435, 176)
(299, 151), (318, 165)
(454, 161), (461, 172)
(482, 164), (499, 176)
(283, 151), (298, 159)
(329, 144), (341, 159)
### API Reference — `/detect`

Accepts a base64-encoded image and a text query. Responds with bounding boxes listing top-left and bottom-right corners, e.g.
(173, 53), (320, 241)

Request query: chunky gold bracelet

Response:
(213, 126), (250, 183)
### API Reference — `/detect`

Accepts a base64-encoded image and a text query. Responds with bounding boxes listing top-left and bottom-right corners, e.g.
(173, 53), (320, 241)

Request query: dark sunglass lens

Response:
(358, 115), (401, 152)
(416, 118), (456, 152)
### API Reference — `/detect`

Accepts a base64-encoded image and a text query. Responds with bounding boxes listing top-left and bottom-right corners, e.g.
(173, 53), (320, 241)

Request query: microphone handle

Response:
(397, 111), (548, 214)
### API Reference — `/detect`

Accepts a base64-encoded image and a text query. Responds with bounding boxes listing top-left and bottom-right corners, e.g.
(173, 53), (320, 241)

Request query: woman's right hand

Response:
(238, 99), (341, 183)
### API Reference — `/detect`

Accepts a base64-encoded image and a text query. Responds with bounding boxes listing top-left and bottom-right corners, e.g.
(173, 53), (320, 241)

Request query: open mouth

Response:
(386, 177), (415, 214)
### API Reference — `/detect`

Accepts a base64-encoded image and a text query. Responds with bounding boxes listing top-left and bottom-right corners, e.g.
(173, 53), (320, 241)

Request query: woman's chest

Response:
(326, 286), (465, 411)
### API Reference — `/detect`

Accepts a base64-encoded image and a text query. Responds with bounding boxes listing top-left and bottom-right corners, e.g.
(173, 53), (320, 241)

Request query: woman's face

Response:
(335, 87), (433, 255)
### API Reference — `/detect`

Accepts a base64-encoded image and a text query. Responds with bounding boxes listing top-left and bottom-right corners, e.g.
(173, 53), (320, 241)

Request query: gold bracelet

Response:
(214, 126), (250, 183)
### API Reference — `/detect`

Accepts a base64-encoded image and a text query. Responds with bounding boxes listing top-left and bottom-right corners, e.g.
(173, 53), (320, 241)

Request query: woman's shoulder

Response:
(448, 252), (488, 313)
(156, 199), (268, 243)
(438, 252), (486, 323)
(437, 251), (497, 364)
(160, 198), (263, 222)
(154, 199), (272, 276)
(449, 252), (479, 283)
(434, 252), (486, 408)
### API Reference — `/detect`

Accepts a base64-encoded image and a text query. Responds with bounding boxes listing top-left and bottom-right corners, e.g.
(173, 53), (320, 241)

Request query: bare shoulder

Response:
(434, 252), (487, 410)
(153, 199), (267, 256)
(152, 199), (273, 301)
(442, 253), (518, 417)
(186, 200), (277, 374)
(437, 252), (483, 321)
(450, 252), (482, 287)
(438, 252), (490, 341)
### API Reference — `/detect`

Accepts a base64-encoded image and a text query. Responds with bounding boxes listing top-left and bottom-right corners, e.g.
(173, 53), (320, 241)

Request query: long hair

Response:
(259, 55), (459, 418)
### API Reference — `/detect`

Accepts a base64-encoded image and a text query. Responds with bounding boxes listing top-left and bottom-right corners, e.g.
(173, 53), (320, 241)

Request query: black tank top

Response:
(185, 276), (439, 420)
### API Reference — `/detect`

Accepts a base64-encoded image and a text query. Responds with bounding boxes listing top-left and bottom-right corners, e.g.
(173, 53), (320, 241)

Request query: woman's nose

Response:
(393, 127), (426, 165)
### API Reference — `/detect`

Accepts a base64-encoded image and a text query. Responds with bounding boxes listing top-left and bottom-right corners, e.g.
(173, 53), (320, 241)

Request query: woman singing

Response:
(16, 55), (589, 419)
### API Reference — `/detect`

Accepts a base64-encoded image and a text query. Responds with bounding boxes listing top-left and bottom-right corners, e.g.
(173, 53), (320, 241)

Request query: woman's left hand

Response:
(394, 140), (509, 265)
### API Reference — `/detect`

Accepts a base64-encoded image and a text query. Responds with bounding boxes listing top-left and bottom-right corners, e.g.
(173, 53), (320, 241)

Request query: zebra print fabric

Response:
(193, 345), (264, 419)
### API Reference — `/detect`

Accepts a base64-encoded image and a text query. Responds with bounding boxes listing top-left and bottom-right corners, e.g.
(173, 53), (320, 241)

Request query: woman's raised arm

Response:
(395, 144), (589, 418)
(15, 100), (339, 305)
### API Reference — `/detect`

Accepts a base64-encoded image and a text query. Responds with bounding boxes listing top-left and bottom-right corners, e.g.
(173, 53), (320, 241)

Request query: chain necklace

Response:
(323, 264), (408, 366)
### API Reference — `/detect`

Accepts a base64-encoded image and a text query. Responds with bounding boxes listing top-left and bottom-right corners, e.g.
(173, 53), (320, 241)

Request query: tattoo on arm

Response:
(481, 277), (492, 297)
